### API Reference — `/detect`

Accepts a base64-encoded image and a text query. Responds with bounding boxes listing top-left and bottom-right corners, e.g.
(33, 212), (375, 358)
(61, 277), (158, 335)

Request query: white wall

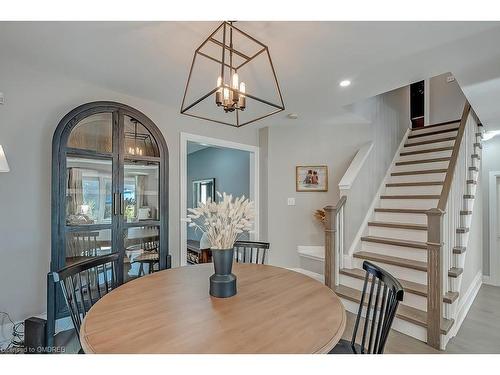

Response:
(481, 135), (500, 276)
(428, 73), (467, 125)
(0, 57), (259, 324)
(266, 86), (410, 268)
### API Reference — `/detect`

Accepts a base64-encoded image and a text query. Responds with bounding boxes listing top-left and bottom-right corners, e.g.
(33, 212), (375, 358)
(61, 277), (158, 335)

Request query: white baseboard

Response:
(449, 270), (482, 338)
(345, 128), (411, 256)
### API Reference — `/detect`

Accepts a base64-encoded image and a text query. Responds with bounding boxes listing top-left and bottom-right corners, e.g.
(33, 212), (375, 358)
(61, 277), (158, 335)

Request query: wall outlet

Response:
(287, 198), (296, 206)
(446, 75), (455, 83)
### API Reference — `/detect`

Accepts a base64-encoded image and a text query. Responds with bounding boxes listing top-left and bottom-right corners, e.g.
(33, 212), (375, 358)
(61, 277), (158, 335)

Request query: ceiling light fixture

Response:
(181, 21), (285, 127)
(483, 130), (500, 141)
(339, 80), (351, 87)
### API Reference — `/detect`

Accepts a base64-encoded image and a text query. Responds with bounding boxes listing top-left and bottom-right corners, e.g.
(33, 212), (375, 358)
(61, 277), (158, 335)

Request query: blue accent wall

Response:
(187, 145), (250, 241)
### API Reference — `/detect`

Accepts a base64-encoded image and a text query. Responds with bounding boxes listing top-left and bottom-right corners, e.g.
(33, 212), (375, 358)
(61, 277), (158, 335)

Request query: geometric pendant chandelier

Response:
(180, 21), (285, 127)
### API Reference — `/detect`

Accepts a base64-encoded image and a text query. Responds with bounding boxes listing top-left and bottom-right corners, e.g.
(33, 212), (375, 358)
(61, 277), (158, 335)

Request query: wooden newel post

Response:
(324, 205), (337, 289)
(426, 207), (445, 350)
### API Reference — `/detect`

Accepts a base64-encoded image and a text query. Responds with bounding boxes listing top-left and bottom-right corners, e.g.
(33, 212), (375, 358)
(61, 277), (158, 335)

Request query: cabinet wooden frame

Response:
(47, 101), (169, 347)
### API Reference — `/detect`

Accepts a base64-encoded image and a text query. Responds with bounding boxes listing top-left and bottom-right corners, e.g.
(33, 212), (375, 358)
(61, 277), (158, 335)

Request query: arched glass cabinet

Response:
(47, 102), (169, 343)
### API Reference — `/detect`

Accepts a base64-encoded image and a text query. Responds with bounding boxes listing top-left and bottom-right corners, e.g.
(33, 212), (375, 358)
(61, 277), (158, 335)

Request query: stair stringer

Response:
(441, 128), (484, 349)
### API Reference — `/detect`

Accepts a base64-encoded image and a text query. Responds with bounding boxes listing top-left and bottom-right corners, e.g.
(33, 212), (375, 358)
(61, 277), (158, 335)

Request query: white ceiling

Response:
(1, 21), (500, 129)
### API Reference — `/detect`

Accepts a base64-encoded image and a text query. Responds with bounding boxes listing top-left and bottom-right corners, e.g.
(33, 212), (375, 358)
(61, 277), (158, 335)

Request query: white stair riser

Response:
(389, 172), (446, 183)
(406, 131), (458, 144)
(368, 225), (428, 243)
(467, 184), (477, 196)
(352, 257), (427, 284)
(384, 185), (443, 195)
(379, 198), (438, 210)
(374, 212), (427, 225)
(339, 274), (428, 311)
(469, 170), (478, 181)
(411, 123), (459, 135)
(340, 298), (428, 344)
(361, 240), (428, 262)
(392, 161), (449, 173)
(403, 140), (455, 152)
(398, 150), (452, 162)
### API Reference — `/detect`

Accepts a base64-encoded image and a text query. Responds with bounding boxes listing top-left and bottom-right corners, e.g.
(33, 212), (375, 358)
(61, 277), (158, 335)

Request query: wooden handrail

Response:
(324, 195), (347, 288)
(437, 102), (471, 210)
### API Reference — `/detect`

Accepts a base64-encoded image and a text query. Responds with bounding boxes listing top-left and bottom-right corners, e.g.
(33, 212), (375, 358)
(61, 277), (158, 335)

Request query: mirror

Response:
(192, 178), (215, 207)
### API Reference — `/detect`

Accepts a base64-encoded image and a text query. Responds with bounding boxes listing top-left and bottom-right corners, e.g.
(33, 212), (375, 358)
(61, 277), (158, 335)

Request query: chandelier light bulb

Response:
(232, 73), (239, 89)
(217, 76), (222, 88)
(239, 82), (246, 94)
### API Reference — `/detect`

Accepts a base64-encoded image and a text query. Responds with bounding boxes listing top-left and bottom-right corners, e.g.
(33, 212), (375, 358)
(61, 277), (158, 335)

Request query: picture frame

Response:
(296, 165), (328, 192)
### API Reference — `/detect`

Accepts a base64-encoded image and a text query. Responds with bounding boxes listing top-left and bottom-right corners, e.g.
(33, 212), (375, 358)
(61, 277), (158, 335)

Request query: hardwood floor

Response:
(342, 284), (500, 353)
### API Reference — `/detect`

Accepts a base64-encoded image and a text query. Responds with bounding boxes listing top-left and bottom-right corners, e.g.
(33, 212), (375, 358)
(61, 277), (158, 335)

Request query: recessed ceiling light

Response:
(339, 80), (351, 87)
(287, 113), (299, 119)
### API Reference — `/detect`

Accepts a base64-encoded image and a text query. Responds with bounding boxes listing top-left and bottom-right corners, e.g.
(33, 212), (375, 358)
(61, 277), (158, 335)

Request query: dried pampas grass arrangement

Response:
(187, 192), (254, 249)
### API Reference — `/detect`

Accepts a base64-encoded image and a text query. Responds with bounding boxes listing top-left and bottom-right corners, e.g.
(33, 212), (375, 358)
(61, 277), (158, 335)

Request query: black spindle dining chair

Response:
(234, 241), (270, 264)
(330, 261), (404, 354)
(51, 253), (119, 347)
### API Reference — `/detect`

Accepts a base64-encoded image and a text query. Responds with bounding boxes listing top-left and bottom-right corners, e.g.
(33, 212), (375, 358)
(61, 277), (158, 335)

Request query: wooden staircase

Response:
(324, 105), (483, 350)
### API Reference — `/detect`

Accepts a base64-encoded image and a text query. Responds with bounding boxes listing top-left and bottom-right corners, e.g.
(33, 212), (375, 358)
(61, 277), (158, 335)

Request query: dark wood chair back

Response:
(234, 241), (270, 264)
(350, 261), (404, 354)
(51, 253), (119, 340)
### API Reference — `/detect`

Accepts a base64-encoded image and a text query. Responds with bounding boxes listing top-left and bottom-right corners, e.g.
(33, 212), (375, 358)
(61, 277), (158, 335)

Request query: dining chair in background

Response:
(329, 261), (404, 354)
(51, 253), (120, 352)
(233, 241), (270, 264)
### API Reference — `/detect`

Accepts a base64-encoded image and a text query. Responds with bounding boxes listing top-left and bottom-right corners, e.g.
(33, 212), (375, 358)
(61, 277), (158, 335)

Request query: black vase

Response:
(209, 248), (237, 298)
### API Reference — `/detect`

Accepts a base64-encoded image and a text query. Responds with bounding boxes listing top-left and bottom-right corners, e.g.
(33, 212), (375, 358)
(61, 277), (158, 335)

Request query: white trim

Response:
(483, 275), (492, 284)
(344, 128), (411, 256)
(424, 78), (430, 126)
(338, 141), (374, 190)
(449, 271), (483, 338)
(488, 171), (500, 286)
(179, 133), (260, 267)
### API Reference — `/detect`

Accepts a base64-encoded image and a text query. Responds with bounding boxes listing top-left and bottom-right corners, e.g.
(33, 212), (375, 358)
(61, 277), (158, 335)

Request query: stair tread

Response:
(368, 221), (427, 230)
(466, 180), (477, 184)
(460, 210), (472, 215)
(474, 142), (482, 149)
(354, 251), (427, 271)
(334, 284), (454, 334)
(449, 267), (463, 278)
(469, 166), (479, 171)
(374, 208), (427, 214)
(453, 246), (466, 254)
(340, 268), (457, 304)
(405, 136), (456, 148)
(410, 120), (460, 131)
(380, 194), (440, 199)
(395, 157), (451, 166)
(386, 181), (444, 187)
(472, 154), (480, 159)
(361, 236), (427, 249)
(408, 127), (459, 139)
(456, 227), (469, 233)
(391, 168), (447, 176)
(464, 194), (475, 199)
(400, 146), (454, 156)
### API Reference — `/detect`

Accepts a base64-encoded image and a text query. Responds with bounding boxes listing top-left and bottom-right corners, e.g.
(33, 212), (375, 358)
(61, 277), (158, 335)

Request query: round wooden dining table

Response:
(80, 263), (346, 354)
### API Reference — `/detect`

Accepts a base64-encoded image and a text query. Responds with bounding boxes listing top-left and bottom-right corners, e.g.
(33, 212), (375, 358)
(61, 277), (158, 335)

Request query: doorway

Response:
(180, 133), (259, 266)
